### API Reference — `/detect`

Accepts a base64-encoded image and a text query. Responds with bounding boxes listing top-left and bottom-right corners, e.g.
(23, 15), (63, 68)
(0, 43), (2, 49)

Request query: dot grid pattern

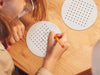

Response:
(61, 0), (97, 30)
(26, 21), (61, 57)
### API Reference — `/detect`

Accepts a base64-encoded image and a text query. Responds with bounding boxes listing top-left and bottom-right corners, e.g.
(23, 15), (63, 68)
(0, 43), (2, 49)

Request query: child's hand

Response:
(43, 31), (69, 72)
(6, 19), (25, 50)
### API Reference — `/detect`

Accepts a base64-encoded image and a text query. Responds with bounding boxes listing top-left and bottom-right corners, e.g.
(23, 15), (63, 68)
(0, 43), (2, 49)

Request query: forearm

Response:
(42, 57), (57, 73)
(36, 68), (53, 75)
(36, 57), (57, 75)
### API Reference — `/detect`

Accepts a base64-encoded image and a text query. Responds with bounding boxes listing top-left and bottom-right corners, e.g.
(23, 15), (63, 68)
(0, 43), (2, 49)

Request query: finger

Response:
(48, 31), (55, 41)
(55, 33), (67, 42)
(21, 25), (25, 35)
(56, 33), (62, 38)
(48, 31), (56, 46)
(13, 29), (20, 41)
(18, 30), (23, 39)
(9, 36), (15, 44)
(60, 33), (67, 42)
(17, 26), (23, 39)
(56, 33), (67, 38)
(13, 33), (20, 41)
(12, 26), (20, 41)
(47, 31), (56, 51)
(18, 20), (25, 35)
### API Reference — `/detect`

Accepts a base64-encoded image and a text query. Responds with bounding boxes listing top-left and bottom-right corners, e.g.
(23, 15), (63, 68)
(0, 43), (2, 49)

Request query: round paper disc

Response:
(61, 0), (97, 30)
(26, 21), (61, 57)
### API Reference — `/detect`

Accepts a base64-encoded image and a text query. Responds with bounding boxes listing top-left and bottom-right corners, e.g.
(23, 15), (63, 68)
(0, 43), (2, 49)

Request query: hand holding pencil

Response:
(43, 31), (69, 72)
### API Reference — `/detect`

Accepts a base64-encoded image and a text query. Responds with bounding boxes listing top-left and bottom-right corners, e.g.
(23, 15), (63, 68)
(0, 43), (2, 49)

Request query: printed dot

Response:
(87, 18), (88, 20)
(89, 13), (91, 14)
(67, 18), (69, 20)
(74, 3), (76, 5)
(71, 2), (73, 4)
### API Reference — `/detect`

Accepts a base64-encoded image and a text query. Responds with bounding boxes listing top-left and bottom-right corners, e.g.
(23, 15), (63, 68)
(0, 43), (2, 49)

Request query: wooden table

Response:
(8, 0), (100, 75)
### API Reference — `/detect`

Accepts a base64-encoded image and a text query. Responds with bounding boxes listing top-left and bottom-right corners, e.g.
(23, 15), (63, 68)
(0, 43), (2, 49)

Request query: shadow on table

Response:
(76, 69), (92, 75)
(12, 66), (28, 75)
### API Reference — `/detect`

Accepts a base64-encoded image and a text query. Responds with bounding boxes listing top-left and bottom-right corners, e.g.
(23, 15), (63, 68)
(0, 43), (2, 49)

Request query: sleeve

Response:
(36, 68), (53, 75)
(0, 68), (6, 75)
(0, 50), (15, 75)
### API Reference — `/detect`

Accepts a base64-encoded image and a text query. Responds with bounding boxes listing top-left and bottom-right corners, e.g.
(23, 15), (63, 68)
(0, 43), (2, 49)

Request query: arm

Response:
(36, 32), (69, 75)
(6, 18), (25, 50)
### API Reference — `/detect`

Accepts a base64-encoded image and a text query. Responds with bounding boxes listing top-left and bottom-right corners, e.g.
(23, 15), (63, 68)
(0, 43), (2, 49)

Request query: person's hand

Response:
(43, 31), (70, 73)
(6, 19), (25, 50)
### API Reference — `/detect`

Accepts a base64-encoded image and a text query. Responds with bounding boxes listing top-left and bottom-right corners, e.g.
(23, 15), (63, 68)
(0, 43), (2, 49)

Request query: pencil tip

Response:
(62, 45), (64, 48)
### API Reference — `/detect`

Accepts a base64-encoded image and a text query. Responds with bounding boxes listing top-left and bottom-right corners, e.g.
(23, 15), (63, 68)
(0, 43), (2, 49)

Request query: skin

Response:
(0, 0), (26, 49)
(0, 0), (26, 19)
(0, 0), (70, 73)
(43, 32), (69, 72)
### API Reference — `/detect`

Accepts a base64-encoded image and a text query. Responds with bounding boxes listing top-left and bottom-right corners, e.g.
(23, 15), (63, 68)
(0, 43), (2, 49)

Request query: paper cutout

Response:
(61, 0), (97, 30)
(26, 21), (61, 57)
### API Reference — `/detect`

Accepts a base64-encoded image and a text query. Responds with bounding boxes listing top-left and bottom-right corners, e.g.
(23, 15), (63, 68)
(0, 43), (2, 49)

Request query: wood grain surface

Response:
(8, 0), (100, 75)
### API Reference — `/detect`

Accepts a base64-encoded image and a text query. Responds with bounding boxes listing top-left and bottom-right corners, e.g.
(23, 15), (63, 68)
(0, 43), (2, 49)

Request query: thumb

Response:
(47, 31), (56, 50)
(48, 31), (55, 41)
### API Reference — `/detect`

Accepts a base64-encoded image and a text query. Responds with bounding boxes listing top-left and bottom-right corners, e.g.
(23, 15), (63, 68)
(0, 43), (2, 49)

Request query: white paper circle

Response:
(26, 21), (61, 57)
(92, 40), (100, 75)
(61, 0), (97, 30)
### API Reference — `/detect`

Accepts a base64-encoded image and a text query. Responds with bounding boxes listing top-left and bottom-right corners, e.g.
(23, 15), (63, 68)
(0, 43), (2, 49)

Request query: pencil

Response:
(54, 35), (65, 48)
